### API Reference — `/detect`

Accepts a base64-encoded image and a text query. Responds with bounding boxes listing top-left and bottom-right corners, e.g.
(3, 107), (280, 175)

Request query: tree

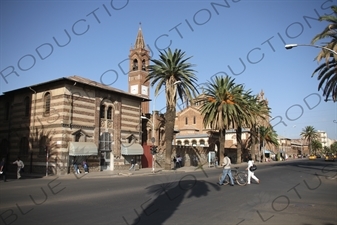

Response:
(300, 126), (319, 155)
(311, 140), (322, 155)
(145, 48), (199, 170)
(243, 93), (270, 162)
(198, 75), (250, 164)
(258, 125), (279, 162)
(330, 141), (337, 154)
(234, 91), (270, 163)
(311, 5), (337, 102)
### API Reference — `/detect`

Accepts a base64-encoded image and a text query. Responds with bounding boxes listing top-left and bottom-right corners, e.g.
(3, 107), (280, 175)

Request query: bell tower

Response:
(128, 23), (150, 114)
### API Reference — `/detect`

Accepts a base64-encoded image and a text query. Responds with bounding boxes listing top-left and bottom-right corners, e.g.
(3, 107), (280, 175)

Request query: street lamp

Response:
(141, 80), (182, 173)
(285, 44), (337, 55)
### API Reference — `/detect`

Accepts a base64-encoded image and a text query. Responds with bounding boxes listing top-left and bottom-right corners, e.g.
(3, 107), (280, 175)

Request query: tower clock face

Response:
(131, 85), (138, 94)
(141, 85), (148, 95)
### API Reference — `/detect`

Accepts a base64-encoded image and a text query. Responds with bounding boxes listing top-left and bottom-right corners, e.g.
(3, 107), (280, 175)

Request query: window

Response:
(5, 102), (10, 120)
(24, 97), (30, 117)
(44, 92), (51, 116)
(39, 135), (48, 154)
(185, 117), (188, 125)
(0, 139), (10, 156)
(133, 59), (138, 70)
(142, 59), (146, 71)
(200, 139), (205, 146)
(20, 137), (29, 155)
(177, 140), (182, 146)
(107, 106), (112, 120)
(100, 105), (105, 118)
(184, 140), (189, 146)
(193, 116), (196, 124)
(100, 132), (112, 151)
(192, 140), (197, 146)
(75, 133), (82, 142)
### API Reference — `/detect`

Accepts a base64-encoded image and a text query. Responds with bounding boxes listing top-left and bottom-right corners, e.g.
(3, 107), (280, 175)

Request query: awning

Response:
(121, 143), (144, 155)
(264, 150), (275, 154)
(68, 142), (98, 156)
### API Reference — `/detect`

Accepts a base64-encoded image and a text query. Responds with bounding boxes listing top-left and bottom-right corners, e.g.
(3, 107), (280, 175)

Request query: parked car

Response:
(325, 154), (335, 162)
(309, 154), (317, 160)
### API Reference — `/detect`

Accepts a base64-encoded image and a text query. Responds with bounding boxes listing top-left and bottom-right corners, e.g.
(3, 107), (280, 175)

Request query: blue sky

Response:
(1, 0), (336, 140)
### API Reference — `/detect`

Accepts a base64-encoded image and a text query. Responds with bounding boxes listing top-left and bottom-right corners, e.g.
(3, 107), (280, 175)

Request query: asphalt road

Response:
(0, 159), (336, 225)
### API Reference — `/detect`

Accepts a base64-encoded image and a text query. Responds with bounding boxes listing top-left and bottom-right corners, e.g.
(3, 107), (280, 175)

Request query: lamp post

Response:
(142, 80), (181, 173)
(285, 44), (337, 55)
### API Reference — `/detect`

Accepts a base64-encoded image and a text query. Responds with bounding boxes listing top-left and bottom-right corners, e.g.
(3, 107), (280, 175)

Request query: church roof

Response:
(2, 75), (150, 101)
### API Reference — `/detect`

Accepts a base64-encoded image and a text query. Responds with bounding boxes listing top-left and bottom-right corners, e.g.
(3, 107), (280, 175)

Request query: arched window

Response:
(20, 137), (29, 155)
(185, 117), (188, 125)
(44, 92), (51, 116)
(192, 140), (197, 146)
(184, 140), (189, 146)
(75, 133), (82, 142)
(107, 106), (112, 119)
(142, 59), (146, 71)
(200, 139), (205, 146)
(133, 59), (138, 70)
(100, 105), (105, 118)
(177, 140), (182, 146)
(24, 97), (30, 117)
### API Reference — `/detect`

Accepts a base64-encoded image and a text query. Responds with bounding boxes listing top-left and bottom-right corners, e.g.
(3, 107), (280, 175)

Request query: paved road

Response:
(0, 159), (336, 225)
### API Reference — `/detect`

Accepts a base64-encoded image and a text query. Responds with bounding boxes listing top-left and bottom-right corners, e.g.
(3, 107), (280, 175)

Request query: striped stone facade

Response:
(0, 76), (148, 175)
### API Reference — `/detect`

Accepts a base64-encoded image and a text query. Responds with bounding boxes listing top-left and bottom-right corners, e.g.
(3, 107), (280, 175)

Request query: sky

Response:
(1, 0), (336, 141)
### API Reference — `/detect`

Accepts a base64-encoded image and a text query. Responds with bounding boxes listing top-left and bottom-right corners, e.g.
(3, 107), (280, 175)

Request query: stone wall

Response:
(154, 145), (210, 168)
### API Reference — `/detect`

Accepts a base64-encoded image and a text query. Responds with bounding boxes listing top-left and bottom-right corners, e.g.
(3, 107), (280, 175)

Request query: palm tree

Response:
(258, 125), (279, 162)
(311, 140), (322, 155)
(234, 90), (267, 163)
(241, 93), (270, 162)
(311, 5), (337, 102)
(300, 126), (319, 155)
(198, 75), (249, 165)
(145, 48), (199, 170)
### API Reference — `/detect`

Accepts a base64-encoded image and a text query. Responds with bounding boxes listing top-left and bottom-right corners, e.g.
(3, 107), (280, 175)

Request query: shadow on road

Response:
(126, 177), (220, 225)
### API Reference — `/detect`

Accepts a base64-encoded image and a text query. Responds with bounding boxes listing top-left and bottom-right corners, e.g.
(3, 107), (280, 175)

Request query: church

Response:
(0, 26), (152, 175)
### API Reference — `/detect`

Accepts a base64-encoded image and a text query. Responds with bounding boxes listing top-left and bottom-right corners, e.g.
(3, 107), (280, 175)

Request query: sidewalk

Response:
(5, 159), (293, 180)
(5, 164), (224, 180)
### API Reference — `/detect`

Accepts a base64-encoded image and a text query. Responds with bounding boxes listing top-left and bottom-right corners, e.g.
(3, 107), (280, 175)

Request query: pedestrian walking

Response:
(246, 156), (259, 184)
(173, 156), (177, 168)
(83, 160), (89, 174)
(176, 155), (182, 168)
(13, 157), (24, 179)
(0, 158), (7, 182)
(193, 156), (198, 167)
(73, 159), (80, 174)
(129, 157), (136, 171)
(218, 153), (234, 186)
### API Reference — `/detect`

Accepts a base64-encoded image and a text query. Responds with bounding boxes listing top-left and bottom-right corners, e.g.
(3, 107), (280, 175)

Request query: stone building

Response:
(170, 90), (270, 164)
(0, 27), (151, 175)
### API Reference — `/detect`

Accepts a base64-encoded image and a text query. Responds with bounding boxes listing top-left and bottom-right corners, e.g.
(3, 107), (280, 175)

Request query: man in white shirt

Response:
(13, 157), (24, 179)
(218, 153), (234, 186)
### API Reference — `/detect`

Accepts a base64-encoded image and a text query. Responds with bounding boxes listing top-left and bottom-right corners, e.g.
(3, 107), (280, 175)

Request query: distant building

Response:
(317, 130), (328, 148)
